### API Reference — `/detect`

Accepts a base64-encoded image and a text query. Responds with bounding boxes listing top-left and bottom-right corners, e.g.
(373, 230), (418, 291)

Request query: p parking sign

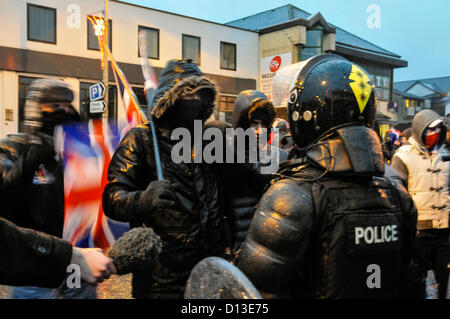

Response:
(89, 82), (106, 101)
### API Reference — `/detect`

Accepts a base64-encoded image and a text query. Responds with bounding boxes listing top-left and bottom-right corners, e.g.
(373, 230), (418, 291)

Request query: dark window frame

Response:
(138, 25), (160, 60)
(27, 3), (57, 44)
(182, 34), (201, 65)
(220, 41), (237, 71)
(87, 16), (112, 51)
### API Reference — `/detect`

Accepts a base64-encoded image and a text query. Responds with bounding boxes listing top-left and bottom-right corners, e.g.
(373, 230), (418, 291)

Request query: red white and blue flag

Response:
(108, 47), (148, 137)
(59, 38), (151, 250)
(58, 119), (129, 249)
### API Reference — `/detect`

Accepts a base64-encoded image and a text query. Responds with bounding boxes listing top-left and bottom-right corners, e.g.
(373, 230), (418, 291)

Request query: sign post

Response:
(90, 100), (107, 113)
(89, 82), (107, 114)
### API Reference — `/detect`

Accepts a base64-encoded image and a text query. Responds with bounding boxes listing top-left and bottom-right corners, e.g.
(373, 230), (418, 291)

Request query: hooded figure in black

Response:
(235, 54), (424, 299)
(210, 91), (287, 254)
(0, 78), (80, 237)
(102, 59), (228, 299)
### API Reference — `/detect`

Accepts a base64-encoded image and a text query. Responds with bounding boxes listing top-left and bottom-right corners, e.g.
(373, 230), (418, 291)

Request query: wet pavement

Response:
(1, 272), (448, 299)
(0, 273), (132, 299)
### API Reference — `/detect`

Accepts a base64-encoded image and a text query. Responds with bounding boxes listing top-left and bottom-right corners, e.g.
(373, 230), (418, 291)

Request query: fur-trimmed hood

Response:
(150, 59), (217, 121)
(231, 90), (272, 129)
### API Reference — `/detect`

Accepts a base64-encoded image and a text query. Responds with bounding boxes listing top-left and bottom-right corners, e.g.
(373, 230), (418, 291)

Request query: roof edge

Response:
(112, 0), (259, 33)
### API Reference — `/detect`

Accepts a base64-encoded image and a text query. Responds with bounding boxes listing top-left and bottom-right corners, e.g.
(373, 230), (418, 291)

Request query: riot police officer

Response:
(235, 54), (425, 299)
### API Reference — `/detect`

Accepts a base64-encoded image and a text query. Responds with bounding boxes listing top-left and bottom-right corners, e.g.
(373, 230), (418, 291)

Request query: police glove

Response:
(138, 180), (179, 214)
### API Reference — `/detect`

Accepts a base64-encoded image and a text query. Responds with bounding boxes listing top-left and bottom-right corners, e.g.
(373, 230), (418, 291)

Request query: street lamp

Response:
(88, 1), (109, 115)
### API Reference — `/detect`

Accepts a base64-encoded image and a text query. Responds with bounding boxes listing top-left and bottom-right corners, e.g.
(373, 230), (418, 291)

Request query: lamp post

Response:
(103, 0), (109, 116)
(88, 0), (109, 117)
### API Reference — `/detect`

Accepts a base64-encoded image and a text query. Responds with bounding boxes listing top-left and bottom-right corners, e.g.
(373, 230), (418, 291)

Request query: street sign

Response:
(90, 100), (107, 113)
(89, 82), (106, 101)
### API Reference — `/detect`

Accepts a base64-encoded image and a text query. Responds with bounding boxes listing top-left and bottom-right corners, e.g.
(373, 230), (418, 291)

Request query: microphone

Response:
(108, 227), (162, 275)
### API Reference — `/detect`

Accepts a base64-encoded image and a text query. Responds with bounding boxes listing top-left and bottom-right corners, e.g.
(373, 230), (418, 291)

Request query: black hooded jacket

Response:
(0, 79), (78, 238)
(102, 60), (228, 298)
(218, 90), (284, 252)
(0, 132), (65, 238)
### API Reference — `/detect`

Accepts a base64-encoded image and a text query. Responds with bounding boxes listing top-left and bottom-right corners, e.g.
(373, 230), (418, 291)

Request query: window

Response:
(27, 4), (56, 44)
(218, 95), (237, 123)
(19, 76), (42, 132)
(138, 26), (159, 59)
(182, 34), (201, 65)
(298, 28), (323, 61)
(88, 17), (112, 51)
(132, 86), (148, 116)
(220, 42), (236, 71)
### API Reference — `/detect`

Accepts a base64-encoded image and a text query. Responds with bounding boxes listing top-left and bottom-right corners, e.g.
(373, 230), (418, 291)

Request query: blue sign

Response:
(89, 82), (106, 101)
(388, 101), (398, 113)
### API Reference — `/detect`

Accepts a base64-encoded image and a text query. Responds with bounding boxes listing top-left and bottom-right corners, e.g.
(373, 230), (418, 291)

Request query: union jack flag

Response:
(58, 120), (129, 249)
(59, 42), (151, 250)
(107, 47), (148, 137)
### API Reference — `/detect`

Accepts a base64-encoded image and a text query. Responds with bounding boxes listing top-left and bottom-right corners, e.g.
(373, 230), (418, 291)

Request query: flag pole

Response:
(103, 0), (109, 114)
(138, 30), (164, 181)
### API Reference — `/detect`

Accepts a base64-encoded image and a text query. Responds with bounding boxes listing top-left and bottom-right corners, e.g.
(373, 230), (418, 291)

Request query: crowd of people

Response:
(0, 54), (448, 299)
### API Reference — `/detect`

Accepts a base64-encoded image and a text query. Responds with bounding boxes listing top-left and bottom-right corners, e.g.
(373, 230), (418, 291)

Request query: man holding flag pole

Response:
(102, 31), (230, 299)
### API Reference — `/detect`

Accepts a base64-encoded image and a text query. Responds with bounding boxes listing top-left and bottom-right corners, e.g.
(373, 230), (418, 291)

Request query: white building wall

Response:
(0, 0), (259, 79)
(0, 0), (259, 137)
(0, 71), (19, 136)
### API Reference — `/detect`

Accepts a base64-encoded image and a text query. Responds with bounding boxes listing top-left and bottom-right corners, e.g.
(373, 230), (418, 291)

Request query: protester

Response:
(0, 217), (116, 288)
(382, 129), (401, 163)
(235, 54), (425, 299)
(231, 90), (288, 172)
(211, 91), (286, 254)
(391, 109), (449, 299)
(273, 118), (294, 152)
(0, 78), (83, 298)
(102, 59), (229, 299)
(401, 128), (413, 146)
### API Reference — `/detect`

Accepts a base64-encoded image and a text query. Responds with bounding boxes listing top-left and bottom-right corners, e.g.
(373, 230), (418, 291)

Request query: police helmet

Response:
(275, 54), (377, 149)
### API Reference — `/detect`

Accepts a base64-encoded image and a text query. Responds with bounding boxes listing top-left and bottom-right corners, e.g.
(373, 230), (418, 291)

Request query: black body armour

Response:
(235, 126), (422, 299)
(307, 176), (403, 298)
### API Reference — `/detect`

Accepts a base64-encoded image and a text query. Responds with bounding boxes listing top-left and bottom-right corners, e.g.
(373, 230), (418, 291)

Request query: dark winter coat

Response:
(236, 125), (424, 298)
(218, 91), (286, 252)
(102, 60), (228, 299)
(0, 132), (65, 237)
(0, 217), (72, 287)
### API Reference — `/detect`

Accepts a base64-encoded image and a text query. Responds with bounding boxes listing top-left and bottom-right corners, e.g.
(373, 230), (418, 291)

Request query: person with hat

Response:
(391, 109), (449, 299)
(0, 78), (84, 298)
(235, 54), (424, 298)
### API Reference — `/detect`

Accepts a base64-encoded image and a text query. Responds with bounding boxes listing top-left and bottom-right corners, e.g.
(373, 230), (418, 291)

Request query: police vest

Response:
(307, 176), (404, 299)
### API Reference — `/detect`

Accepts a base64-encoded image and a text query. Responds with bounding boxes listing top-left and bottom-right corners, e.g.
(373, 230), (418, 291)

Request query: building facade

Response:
(0, 0), (259, 137)
(1, 1), (410, 139)
(227, 5), (408, 136)
(395, 76), (450, 118)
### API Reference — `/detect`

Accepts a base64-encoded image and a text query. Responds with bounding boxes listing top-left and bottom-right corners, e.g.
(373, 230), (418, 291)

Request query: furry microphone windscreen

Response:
(108, 227), (163, 275)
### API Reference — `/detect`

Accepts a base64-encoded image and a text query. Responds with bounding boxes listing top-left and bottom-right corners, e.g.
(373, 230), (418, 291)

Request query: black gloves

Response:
(138, 180), (179, 215)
